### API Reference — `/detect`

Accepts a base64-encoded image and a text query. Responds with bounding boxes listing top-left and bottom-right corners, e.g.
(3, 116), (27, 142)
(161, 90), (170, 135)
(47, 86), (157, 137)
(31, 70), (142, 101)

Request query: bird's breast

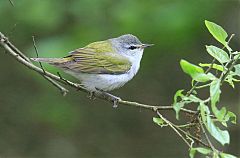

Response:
(64, 51), (143, 91)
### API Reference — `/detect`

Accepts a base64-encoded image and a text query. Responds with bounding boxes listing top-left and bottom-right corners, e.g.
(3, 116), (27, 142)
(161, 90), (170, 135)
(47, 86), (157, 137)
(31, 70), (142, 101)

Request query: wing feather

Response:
(61, 42), (131, 74)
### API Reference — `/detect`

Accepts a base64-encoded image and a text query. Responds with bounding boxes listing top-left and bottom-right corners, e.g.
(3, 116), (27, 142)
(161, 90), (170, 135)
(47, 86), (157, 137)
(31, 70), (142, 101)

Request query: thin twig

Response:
(42, 75), (68, 96)
(195, 83), (211, 89)
(32, 35), (68, 96)
(119, 100), (197, 114)
(198, 117), (216, 151)
(219, 34), (236, 82)
(171, 122), (210, 148)
(157, 110), (191, 148)
(8, 0), (14, 7)
(57, 72), (72, 85)
(32, 36), (45, 74)
(175, 123), (197, 128)
(227, 34), (235, 45)
(0, 32), (30, 62)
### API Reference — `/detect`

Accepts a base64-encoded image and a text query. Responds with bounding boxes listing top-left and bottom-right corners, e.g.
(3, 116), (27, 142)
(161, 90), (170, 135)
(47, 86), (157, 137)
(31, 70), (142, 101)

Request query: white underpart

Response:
(65, 49), (143, 92)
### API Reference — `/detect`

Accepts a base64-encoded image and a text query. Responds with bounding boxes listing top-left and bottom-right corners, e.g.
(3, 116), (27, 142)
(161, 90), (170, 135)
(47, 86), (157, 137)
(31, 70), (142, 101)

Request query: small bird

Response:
(31, 34), (152, 102)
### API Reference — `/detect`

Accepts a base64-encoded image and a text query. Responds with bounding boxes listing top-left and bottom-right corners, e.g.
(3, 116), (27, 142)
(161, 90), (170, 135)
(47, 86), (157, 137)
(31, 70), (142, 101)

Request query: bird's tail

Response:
(30, 57), (71, 65)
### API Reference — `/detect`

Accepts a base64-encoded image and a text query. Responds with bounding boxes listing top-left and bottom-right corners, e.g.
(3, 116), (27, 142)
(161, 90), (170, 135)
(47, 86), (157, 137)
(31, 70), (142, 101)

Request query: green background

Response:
(0, 0), (239, 157)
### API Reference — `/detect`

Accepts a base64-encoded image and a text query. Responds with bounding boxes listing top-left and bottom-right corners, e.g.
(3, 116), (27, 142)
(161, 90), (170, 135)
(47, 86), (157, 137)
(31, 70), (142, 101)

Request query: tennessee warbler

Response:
(31, 34), (153, 93)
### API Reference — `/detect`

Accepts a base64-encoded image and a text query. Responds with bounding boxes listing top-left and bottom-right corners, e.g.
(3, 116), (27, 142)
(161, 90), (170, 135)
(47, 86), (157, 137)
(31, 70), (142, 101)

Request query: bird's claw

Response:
(93, 88), (121, 107)
(112, 96), (121, 108)
(113, 99), (119, 108)
(87, 91), (96, 100)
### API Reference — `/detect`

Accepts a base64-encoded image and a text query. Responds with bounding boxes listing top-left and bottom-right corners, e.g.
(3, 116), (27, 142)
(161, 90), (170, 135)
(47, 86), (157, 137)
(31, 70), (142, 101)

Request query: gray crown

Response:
(114, 34), (142, 45)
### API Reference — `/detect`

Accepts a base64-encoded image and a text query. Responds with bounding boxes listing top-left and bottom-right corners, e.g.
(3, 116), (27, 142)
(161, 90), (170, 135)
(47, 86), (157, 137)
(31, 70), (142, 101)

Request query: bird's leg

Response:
(87, 91), (96, 100)
(104, 92), (121, 108)
(108, 93), (121, 108)
(96, 88), (121, 108)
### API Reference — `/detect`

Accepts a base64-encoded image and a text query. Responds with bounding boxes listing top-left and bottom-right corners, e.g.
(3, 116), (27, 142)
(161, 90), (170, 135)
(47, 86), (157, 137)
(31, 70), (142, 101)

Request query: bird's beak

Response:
(141, 44), (154, 48)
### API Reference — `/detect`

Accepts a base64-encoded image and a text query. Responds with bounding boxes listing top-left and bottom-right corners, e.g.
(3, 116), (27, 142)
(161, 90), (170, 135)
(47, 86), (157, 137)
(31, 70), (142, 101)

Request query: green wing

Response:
(63, 41), (132, 74)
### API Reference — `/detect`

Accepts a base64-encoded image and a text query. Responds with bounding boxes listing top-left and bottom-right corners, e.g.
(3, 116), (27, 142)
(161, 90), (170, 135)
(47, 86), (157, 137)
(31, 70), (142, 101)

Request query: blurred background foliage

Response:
(0, 0), (239, 157)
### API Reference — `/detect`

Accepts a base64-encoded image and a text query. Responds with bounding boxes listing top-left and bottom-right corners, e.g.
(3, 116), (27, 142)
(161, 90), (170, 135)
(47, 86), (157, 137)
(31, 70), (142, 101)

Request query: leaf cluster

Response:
(154, 21), (239, 158)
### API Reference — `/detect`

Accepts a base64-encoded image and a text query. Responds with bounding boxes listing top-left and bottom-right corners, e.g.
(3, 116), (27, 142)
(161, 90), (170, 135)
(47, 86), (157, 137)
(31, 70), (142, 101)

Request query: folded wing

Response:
(32, 41), (132, 74)
(66, 47), (131, 74)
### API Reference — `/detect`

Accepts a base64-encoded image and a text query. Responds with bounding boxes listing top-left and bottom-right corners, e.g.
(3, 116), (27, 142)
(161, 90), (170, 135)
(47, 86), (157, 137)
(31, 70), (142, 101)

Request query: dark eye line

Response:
(128, 46), (137, 50)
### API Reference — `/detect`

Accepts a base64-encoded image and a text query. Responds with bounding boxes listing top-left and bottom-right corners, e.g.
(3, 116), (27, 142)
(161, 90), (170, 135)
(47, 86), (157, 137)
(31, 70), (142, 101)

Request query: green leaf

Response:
(207, 114), (230, 145)
(189, 148), (196, 158)
(180, 59), (204, 74)
(200, 99), (230, 145)
(206, 73), (217, 80)
(173, 90), (203, 120)
(225, 75), (235, 88)
(199, 63), (224, 71)
(211, 104), (227, 127)
(173, 89), (184, 103)
(211, 104), (236, 127)
(200, 102), (210, 124)
(190, 147), (212, 158)
(212, 105), (226, 121)
(183, 94), (202, 103)
(153, 117), (167, 127)
(173, 90), (185, 120)
(213, 152), (220, 158)
(194, 72), (216, 82)
(233, 64), (240, 76)
(180, 60), (214, 82)
(205, 20), (228, 46)
(194, 147), (212, 154)
(173, 102), (185, 120)
(220, 152), (237, 158)
(206, 45), (230, 64)
(224, 111), (236, 124)
(233, 53), (240, 60)
(200, 103), (230, 145)
(210, 79), (221, 106)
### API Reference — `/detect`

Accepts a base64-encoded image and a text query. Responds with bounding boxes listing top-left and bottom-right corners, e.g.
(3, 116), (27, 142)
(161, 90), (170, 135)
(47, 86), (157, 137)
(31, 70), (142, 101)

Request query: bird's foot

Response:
(95, 88), (121, 107)
(87, 91), (96, 100)
(112, 96), (121, 108)
(99, 90), (121, 108)
(106, 93), (121, 108)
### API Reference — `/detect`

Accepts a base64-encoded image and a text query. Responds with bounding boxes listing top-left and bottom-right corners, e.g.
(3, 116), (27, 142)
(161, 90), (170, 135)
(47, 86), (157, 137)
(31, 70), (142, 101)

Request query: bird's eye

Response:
(128, 46), (137, 50)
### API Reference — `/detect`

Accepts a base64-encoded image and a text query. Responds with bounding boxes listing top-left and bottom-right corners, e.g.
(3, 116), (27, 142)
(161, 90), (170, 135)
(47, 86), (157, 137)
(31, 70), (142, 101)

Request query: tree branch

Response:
(2, 31), (219, 151)
(0, 31), (198, 114)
